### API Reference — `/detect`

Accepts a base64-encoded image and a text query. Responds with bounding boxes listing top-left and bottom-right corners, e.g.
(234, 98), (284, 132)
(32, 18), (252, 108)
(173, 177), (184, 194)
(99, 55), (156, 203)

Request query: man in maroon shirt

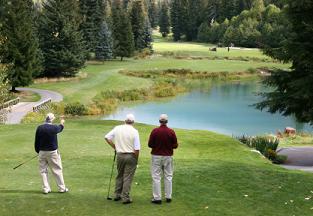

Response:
(148, 114), (178, 204)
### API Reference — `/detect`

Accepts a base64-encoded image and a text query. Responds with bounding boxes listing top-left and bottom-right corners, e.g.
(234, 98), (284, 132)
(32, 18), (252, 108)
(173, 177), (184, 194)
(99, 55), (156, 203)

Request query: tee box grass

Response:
(1, 120), (313, 216)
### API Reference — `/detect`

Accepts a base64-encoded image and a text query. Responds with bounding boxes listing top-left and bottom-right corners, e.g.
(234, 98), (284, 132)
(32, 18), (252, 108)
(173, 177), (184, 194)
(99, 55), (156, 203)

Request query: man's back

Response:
(148, 125), (178, 156)
(113, 124), (139, 153)
(35, 123), (64, 152)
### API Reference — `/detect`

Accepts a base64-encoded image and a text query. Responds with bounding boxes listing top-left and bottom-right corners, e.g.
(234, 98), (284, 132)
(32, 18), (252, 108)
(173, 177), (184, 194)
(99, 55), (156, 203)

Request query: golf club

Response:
(107, 151), (116, 200)
(13, 155), (38, 170)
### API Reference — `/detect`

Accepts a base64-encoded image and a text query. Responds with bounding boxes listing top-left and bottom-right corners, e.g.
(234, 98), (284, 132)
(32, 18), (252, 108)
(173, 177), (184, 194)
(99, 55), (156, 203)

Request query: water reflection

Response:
(103, 80), (312, 135)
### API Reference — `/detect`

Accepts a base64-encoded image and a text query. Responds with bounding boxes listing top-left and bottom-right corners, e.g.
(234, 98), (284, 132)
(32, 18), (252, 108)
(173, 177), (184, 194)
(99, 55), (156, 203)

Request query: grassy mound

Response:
(1, 120), (313, 215)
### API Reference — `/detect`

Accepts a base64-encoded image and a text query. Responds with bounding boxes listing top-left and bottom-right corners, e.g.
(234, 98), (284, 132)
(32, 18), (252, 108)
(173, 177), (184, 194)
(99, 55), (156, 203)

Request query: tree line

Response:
(0, 0), (153, 91)
(159, 0), (288, 48)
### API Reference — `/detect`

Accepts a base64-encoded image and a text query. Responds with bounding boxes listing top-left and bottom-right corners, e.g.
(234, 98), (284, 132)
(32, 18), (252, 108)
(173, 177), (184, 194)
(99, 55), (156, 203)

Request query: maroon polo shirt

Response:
(148, 125), (178, 156)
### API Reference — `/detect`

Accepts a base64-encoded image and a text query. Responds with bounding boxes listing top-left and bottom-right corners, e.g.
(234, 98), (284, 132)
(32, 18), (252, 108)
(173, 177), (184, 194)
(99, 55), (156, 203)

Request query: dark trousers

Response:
(115, 153), (137, 201)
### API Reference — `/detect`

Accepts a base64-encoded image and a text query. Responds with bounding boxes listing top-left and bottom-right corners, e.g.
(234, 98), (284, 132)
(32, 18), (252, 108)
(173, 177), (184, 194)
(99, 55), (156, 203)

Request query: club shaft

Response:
(107, 151), (116, 198)
(13, 155), (38, 170)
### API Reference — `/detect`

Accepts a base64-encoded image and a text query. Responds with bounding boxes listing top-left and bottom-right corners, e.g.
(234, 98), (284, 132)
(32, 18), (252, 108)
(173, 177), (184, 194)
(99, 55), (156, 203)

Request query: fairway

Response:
(1, 120), (313, 215)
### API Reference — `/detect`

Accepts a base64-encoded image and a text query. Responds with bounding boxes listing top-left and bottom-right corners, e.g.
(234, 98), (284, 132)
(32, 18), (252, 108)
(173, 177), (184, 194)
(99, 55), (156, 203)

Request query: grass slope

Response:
(1, 120), (313, 215)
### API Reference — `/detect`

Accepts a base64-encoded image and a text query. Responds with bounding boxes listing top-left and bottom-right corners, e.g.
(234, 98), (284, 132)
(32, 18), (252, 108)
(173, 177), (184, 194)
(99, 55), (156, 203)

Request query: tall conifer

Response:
(0, 0), (42, 91)
(38, 0), (86, 77)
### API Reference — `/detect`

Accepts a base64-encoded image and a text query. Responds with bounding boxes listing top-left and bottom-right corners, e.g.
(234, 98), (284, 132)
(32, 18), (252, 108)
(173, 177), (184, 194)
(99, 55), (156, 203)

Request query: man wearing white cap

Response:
(148, 114), (178, 204)
(34, 113), (68, 194)
(105, 114), (140, 204)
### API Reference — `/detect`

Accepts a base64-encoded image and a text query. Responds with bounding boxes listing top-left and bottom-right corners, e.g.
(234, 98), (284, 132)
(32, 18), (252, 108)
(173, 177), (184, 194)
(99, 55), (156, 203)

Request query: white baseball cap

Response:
(159, 114), (168, 121)
(125, 114), (135, 122)
(46, 113), (55, 122)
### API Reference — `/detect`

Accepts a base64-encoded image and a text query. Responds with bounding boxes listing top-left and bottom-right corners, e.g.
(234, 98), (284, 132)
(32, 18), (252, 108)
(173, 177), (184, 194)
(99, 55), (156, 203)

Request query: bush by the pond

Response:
(237, 135), (285, 163)
(120, 68), (259, 80)
(90, 80), (185, 115)
(64, 102), (87, 116)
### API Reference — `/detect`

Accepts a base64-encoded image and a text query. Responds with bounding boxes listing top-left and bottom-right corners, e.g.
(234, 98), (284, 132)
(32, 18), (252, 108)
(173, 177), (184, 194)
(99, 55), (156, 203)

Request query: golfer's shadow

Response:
(0, 189), (41, 194)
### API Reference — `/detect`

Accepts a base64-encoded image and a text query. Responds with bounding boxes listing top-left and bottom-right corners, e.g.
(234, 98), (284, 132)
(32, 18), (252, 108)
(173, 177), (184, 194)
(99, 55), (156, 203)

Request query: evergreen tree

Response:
(159, 1), (170, 37)
(170, 0), (182, 41)
(129, 0), (146, 50)
(79, 0), (105, 55)
(112, 0), (135, 61)
(185, 0), (203, 41)
(197, 22), (210, 42)
(148, 0), (158, 28)
(256, 0), (313, 123)
(38, 0), (86, 77)
(143, 18), (153, 52)
(95, 20), (113, 61)
(0, 0), (42, 91)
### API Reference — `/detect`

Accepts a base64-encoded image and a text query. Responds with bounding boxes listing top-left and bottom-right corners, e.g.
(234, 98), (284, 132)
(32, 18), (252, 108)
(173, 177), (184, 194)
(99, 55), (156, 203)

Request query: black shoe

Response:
(122, 200), (132, 204)
(151, 199), (162, 204)
(166, 198), (172, 203)
(114, 197), (121, 201)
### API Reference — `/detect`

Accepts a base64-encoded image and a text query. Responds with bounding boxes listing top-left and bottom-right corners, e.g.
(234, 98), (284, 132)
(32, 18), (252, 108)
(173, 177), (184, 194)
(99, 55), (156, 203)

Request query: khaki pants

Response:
(39, 150), (66, 192)
(151, 155), (173, 200)
(115, 153), (137, 201)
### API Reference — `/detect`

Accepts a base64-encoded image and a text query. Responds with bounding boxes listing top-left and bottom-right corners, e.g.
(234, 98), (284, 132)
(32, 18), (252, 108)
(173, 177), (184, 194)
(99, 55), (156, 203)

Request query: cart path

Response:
(277, 147), (313, 172)
(6, 88), (63, 124)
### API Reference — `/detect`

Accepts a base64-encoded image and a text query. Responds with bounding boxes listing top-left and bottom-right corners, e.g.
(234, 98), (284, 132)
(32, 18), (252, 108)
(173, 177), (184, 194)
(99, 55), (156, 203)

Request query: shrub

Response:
(64, 102), (87, 116)
(22, 112), (46, 123)
(134, 48), (152, 59)
(237, 135), (282, 162)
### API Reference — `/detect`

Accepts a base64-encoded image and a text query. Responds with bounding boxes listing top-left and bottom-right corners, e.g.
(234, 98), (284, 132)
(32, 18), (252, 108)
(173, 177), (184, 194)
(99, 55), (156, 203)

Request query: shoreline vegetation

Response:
(22, 66), (268, 123)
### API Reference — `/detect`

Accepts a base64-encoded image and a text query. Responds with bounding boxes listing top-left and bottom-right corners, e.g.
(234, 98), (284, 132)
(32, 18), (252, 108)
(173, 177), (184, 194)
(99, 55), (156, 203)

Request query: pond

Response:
(103, 80), (312, 135)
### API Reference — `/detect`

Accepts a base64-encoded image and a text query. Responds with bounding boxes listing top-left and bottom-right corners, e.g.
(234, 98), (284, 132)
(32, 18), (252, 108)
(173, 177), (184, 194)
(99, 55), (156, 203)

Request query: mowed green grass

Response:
(1, 120), (313, 215)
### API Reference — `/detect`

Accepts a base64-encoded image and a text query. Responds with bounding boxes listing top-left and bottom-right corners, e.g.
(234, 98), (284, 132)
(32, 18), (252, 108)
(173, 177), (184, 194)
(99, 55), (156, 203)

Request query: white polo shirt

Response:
(105, 124), (140, 153)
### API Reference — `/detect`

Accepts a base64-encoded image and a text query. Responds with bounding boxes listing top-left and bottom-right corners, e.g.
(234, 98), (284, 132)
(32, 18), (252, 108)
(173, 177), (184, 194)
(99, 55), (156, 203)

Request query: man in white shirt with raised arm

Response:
(105, 114), (140, 204)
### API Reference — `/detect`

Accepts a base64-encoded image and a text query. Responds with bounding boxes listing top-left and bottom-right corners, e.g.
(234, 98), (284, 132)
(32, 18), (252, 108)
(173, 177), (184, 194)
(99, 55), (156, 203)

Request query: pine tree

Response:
(129, 0), (146, 51)
(148, 0), (158, 28)
(256, 0), (313, 123)
(112, 0), (135, 61)
(185, 0), (203, 41)
(197, 22), (210, 42)
(143, 18), (153, 52)
(170, 0), (182, 41)
(0, 0), (42, 91)
(38, 0), (86, 77)
(79, 0), (105, 55)
(159, 1), (170, 37)
(95, 20), (113, 61)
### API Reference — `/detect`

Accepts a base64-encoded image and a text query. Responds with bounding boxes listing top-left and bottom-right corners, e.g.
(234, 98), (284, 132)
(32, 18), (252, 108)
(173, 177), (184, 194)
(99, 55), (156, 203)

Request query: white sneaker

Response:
(43, 189), (51, 194)
(59, 188), (69, 193)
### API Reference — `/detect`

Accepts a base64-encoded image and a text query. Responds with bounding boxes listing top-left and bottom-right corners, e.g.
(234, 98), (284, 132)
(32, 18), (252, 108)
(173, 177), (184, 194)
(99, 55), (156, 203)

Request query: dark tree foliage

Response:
(185, 0), (203, 41)
(170, 0), (182, 41)
(0, 0), (42, 91)
(38, 0), (86, 77)
(159, 0), (170, 37)
(148, 0), (158, 28)
(112, 0), (134, 60)
(95, 20), (113, 61)
(129, 0), (146, 51)
(256, 0), (313, 124)
(143, 18), (153, 52)
(79, 0), (105, 54)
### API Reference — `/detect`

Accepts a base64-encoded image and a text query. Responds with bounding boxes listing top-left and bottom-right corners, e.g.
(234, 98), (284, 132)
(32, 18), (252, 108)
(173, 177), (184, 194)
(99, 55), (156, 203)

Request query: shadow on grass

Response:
(0, 189), (41, 194)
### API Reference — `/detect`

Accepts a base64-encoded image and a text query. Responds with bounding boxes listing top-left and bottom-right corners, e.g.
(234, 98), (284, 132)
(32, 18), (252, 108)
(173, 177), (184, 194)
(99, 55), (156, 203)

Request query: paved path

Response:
(6, 88), (63, 124)
(277, 147), (313, 172)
